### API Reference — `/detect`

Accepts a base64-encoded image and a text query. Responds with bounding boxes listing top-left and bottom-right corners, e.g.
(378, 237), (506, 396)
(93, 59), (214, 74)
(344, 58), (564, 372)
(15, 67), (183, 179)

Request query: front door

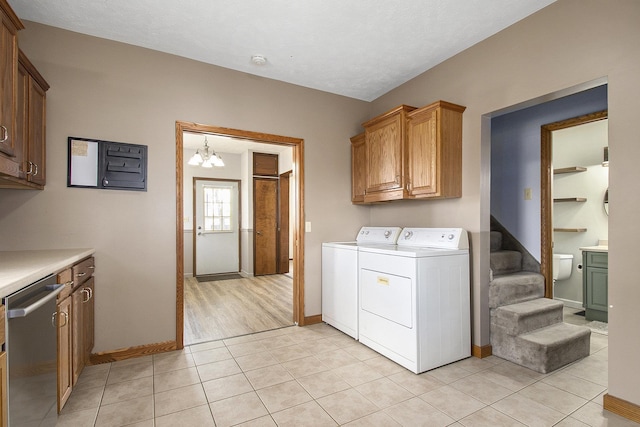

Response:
(194, 179), (240, 276)
(254, 177), (278, 275)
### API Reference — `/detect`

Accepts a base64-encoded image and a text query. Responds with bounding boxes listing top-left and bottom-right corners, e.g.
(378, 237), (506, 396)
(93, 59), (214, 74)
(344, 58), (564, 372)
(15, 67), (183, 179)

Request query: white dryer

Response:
(321, 227), (402, 339)
(358, 228), (470, 373)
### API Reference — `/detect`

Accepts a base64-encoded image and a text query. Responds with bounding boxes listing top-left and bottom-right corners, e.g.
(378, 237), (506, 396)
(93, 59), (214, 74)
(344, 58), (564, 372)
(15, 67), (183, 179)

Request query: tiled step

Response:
(491, 298), (564, 336)
(490, 250), (522, 275)
(491, 322), (591, 374)
(490, 231), (502, 252)
(489, 272), (544, 309)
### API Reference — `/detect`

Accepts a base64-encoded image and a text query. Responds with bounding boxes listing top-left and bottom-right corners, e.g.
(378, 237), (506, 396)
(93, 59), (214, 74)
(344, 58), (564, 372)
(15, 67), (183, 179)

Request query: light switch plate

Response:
(305, 221), (311, 232)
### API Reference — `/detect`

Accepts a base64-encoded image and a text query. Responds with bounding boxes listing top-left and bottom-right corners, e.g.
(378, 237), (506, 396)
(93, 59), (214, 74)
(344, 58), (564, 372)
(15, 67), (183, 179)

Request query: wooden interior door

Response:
(254, 177), (278, 275)
(278, 171), (291, 274)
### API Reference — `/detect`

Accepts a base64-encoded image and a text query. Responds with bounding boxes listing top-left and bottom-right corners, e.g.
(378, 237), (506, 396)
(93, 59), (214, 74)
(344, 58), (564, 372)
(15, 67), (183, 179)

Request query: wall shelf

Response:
(554, 166), (587, 174)
(554, 228), (587, 232)
(554, 197), (587, 202)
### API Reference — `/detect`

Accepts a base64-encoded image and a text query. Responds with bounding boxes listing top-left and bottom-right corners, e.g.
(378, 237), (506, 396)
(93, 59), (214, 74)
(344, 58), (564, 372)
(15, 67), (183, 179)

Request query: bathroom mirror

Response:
(604, 189), (609, 216)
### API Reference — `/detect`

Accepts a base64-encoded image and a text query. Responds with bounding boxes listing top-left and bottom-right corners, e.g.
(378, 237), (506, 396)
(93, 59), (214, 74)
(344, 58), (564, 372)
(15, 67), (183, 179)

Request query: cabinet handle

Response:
(0, 125), (7, 142)
(76, 272), (86, 277)
(88, 266), (95, 270)
(33, 163), (38, 177)
(26, 161), (34, 175)
(51, 311), (58, 328)
(65, 280), (74, 287)
(82, 288), (91, 303)
(59, 311), (69, 327)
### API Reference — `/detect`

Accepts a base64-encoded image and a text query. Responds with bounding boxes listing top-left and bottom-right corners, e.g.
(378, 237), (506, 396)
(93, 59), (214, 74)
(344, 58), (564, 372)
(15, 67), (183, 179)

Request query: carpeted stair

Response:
(490, 231), (590, 373)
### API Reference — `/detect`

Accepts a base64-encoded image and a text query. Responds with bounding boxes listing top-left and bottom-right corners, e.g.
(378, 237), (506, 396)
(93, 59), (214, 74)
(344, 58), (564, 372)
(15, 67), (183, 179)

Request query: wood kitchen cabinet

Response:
(71, 257), (95, 386)
(0, 0), (23, 179)
(56, 257), (95, 412)
(56, 268), (73, 412)
(350, 133), (366, 203)
(354, 100), (465, 203)
(362, 105), (416, 202)
(405, 101), (465, 199)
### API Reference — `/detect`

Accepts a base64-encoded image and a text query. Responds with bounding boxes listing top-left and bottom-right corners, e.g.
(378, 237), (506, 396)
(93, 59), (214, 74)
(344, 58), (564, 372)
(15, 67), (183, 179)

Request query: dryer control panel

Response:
(397, 228), (468, 249)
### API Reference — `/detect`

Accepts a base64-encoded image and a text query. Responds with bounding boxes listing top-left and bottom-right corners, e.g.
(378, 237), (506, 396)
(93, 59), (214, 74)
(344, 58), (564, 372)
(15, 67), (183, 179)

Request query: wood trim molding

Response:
(604, 393), (640, 424)
(175, 121), (305, 342)
(472, 344), (492, 358)
(89, 340), (177, 365)
(304, 315), (322, 325)
(540, 110), (607, 299)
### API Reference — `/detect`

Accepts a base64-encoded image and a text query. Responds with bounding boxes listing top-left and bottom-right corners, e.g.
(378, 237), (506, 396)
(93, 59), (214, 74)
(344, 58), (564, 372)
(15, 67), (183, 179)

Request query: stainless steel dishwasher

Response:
(4, 274), (63, 427)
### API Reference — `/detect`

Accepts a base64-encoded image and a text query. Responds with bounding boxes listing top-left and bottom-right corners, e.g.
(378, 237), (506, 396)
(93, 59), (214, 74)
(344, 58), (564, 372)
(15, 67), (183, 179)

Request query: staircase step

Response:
(491, 323), (591, 374)
(491, 298), (564, 336)
(489, 272), (545, 308)
(491, 250), (522, 275)
(490, 231), (502, 252)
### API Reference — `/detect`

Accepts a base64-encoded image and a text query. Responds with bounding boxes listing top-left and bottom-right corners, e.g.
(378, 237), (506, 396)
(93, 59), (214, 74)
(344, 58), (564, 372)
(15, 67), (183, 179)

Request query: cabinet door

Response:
(407, 108), (438, 197)
(82, 278), (95, 362)
(71, 286), (85, 385)
(0, 12), (19, 177)
(0, 352), (6, 427)
(350, 133), (366, 203)
(365, 113), (404, 197)
(26, 74), (46, 186)
(586, 267), (608, 313)
(57, 296), (72, 411)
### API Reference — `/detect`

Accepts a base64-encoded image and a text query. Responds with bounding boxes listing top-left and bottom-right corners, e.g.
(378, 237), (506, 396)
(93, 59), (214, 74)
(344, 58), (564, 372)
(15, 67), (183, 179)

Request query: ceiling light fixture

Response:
(251, 54), (267, 66)
(187, 136), (224, 168)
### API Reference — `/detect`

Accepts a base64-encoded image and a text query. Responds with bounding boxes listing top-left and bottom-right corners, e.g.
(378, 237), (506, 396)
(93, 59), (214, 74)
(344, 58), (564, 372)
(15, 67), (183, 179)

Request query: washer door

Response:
(360, 268), (413, 328)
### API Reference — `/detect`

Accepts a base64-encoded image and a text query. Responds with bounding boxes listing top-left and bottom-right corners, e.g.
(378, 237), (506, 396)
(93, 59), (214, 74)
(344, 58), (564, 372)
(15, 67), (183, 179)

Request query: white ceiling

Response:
(9, 0), (555, 102)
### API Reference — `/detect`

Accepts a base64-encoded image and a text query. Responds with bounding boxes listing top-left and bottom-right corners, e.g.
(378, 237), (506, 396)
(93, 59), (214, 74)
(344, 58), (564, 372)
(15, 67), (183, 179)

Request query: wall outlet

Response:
(524, 188), (532, 200)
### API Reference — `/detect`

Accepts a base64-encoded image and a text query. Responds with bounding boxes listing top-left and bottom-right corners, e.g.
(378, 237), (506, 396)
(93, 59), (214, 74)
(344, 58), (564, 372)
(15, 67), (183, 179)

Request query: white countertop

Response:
(579, 245), (609, 253)
(0, 248), (94, 298)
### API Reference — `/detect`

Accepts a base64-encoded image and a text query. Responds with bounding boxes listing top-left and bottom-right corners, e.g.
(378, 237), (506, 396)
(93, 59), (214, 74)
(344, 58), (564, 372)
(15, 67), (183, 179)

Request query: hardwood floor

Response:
(184, 274), (293, 345)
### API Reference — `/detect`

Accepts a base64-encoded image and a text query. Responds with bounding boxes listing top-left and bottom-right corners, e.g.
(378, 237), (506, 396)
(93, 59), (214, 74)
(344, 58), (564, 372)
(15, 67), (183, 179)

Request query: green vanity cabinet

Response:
(582, 251), (608, 322)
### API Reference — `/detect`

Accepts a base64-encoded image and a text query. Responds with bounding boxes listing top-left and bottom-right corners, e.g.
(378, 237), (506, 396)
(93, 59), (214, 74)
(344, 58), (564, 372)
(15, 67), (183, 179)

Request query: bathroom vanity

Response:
(581, 245), (608, 322)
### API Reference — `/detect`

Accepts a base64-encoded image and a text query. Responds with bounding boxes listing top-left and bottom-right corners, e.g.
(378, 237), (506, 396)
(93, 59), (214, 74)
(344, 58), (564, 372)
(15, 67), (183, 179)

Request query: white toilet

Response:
(553, 253), (573, 281)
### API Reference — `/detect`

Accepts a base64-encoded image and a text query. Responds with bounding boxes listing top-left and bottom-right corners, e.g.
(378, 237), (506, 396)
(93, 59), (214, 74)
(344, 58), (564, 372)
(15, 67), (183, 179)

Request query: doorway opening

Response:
(541, 111), (608, 306)
(176, 121), (305, 349)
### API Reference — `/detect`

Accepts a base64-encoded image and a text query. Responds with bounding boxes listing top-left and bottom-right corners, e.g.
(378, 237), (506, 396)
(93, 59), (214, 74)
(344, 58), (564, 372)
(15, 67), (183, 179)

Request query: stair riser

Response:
(489, 282), (544, 309)
(490, 231), (502, 252)
(492, 301), (564, 335)
(490, 251), (522, 275)
(491, 308), (563, 336)
(491, 329), (591, 374)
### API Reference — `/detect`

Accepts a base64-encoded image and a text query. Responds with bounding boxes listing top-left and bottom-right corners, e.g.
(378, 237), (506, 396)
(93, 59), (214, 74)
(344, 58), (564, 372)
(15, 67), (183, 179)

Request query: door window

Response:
(203, 185), (232, 232)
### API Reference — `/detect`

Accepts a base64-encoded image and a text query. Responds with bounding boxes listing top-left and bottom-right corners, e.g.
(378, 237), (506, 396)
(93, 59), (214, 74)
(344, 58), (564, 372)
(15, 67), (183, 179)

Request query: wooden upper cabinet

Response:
(363, 105), (416, 203)
(406, 101), (465, 199)
(253, 152), (278, 176)
(0, 0), (23, 178)
(352, 100), (465, 204)
(350, 133), (366, 204)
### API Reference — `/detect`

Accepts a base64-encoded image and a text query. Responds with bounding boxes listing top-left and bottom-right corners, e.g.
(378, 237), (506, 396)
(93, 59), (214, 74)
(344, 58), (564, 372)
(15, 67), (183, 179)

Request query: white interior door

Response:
(195, 179), (240, 275)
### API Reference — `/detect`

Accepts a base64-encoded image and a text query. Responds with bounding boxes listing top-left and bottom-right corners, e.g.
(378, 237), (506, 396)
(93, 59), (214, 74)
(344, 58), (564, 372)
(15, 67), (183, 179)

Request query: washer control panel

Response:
(356, 227), (402, 244)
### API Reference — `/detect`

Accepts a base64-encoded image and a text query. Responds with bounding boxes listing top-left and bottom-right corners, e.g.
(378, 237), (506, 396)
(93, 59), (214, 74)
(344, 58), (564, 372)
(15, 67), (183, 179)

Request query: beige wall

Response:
(0, 22), (370, 352)
(370, 0), (640, 407)
(1, 0), (639, 409)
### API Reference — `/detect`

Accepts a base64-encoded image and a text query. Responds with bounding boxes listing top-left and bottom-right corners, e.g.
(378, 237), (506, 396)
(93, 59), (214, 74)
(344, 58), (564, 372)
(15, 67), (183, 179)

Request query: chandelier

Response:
(188, 136), (225, 168)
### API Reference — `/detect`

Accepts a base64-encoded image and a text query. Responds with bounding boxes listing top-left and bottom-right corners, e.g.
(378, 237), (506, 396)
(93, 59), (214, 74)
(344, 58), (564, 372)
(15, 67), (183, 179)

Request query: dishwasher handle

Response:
(7, 284), (64, 318)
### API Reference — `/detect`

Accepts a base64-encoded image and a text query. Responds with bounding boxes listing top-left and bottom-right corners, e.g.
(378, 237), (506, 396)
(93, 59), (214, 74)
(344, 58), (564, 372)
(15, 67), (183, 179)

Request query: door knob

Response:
(256, 231), (262, 235)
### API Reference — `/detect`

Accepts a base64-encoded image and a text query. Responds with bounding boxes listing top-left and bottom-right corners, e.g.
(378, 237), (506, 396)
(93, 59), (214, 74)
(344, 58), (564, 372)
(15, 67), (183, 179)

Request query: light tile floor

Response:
(56, 318), (637, 427)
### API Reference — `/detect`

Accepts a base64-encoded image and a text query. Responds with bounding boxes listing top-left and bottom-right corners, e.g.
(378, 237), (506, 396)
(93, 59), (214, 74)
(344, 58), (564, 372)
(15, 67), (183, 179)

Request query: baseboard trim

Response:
(472, 344), (493, 358)
(604, 393), (640, 423)
(553, 297), (583, 310)
(303, 314), (322, 326)
(89, 340), (177, 365)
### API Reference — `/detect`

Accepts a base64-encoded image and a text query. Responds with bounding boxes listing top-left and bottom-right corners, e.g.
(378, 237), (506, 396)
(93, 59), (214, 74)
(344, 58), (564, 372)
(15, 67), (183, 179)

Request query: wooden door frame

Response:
(176, 121), (305, 349)
(192, 177), (241, 277)
(540, 110), (608, 298)
(278, 170), (292, 274)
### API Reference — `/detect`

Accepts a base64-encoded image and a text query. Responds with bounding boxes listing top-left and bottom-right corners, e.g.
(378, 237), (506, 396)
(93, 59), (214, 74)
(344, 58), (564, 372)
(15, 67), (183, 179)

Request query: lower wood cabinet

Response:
(56, 257), (95, 412)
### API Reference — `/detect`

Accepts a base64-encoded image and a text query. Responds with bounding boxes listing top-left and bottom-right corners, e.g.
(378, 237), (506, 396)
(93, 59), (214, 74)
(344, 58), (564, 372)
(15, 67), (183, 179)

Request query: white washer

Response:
(358, 228), (470, 373)
(321, 227), (402, 339)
